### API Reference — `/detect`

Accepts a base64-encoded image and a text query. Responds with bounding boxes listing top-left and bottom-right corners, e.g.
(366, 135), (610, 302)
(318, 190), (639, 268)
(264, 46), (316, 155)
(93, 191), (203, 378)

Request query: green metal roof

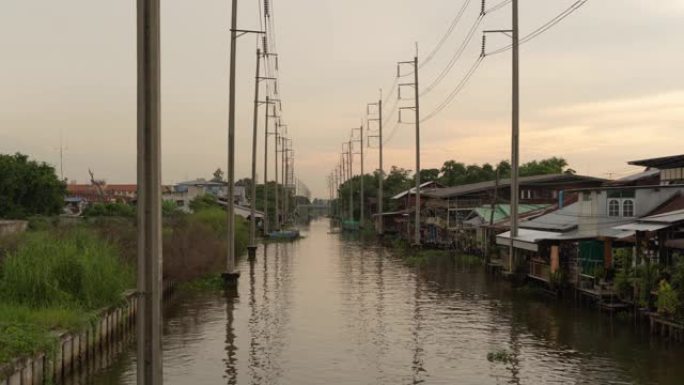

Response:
(473, 204), (549, 223)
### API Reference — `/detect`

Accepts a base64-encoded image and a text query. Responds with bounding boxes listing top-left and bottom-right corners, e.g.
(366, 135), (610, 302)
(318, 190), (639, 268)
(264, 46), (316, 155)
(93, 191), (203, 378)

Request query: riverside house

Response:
(419, 174), (605, 250)
(496, 154), (684, 291)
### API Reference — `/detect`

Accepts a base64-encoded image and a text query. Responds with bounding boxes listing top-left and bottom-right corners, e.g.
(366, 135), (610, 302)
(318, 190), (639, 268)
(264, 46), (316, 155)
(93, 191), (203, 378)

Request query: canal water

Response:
(89, 219), (684, 384)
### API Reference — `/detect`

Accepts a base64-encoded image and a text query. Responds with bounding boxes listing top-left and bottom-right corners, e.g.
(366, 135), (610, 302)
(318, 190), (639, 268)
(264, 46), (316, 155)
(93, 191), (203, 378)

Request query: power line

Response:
(419, 0), (473, 69)
(421, 55), (484, 122)
(487, 0), (589, 56)
(419, 14), (484, 97)
(485, 0), (512, 14)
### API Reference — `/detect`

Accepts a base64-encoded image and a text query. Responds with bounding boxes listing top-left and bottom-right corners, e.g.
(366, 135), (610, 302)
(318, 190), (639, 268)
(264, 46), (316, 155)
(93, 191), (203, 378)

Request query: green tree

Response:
(211, 168), (224, 182)
(0, 153), (66, 219)
(519, 157), (568, 176)
(416, 168), (440, 183)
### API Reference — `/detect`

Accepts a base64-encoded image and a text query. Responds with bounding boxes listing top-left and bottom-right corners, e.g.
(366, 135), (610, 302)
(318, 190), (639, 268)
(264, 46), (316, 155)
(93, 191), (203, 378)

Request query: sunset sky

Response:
(1, 0), (683, 197)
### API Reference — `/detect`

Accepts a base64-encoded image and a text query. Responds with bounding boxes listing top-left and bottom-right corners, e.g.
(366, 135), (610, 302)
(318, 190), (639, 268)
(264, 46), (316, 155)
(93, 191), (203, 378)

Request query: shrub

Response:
(656, 280), (679, 317)
(189, 194), (220, 212)
(83, 202), (135, 218)
(162, 208), (248, 282)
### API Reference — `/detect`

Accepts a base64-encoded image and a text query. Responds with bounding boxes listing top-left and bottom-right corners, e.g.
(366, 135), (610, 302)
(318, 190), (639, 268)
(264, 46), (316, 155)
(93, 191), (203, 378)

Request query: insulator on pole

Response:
(265, 0), (270, 16)
(481, 0), (486, 15)
(262, 36), (268, 56)
(481, 35), (487, 57)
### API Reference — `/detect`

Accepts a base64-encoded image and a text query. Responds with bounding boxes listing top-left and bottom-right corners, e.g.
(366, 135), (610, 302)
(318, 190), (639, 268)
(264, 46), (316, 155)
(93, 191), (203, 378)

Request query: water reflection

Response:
(223, 288), (237, 385)
(86, 219), (684, 385)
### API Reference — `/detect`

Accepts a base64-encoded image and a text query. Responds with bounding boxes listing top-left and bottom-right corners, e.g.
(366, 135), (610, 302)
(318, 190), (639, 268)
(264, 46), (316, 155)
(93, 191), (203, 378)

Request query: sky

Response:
(1, 0), (683, 198)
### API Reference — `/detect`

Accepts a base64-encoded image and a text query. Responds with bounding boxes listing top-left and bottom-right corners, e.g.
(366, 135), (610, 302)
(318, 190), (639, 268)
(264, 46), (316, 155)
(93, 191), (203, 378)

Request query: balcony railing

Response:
(529, 260), (551, 282)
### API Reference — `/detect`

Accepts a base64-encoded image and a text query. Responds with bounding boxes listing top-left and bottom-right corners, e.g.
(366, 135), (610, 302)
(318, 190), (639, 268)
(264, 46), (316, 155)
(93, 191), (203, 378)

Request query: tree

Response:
(439, 160), (467, 186)
(0, 153), (66, 219)
(519, 157), (568, 176)
(211, 168), (225, 182)
(417, 168), (440, 183)
(236, 177), (252, 192)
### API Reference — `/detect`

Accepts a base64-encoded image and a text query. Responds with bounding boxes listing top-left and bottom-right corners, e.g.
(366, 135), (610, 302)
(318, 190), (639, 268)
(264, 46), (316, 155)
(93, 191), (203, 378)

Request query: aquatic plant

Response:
(487, 349), (518, 365)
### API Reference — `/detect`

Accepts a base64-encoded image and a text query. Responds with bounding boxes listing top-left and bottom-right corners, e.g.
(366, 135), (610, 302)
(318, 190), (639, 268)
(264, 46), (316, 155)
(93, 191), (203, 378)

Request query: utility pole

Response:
(510, 0), (520, 273)
(274, 122), (280, 231)
(247, 48), (261, 259)
(263, 95), (270, 235)
(483, 0), (519, 272)
(398, 53), (421, 246)
(352, 126), (364, 226)
(224, 0), (264, 286)
(136, 1), (162, 384)
(347, 140), (354, 224)
(367, 94), (383, 235)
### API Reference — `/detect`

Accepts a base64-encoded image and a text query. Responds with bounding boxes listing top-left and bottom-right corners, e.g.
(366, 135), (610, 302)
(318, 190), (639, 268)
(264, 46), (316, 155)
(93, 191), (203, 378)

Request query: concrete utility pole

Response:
(347, 140), (354, 223)
(367, 95), (384, 235)
(274, 122), (280, 231)
(263, 96), (270, 234)
(224, 0), (239, 286)
(224, 0), (264, 285)
(413, 55), (421, 246)
(136, 1), (162, 384)
(352, 126), (364, 226)
(510, 0), (520, 273)
(483, 1), (519, 272)
(248, 48), (262, 259)
(398, 54), (421, 246)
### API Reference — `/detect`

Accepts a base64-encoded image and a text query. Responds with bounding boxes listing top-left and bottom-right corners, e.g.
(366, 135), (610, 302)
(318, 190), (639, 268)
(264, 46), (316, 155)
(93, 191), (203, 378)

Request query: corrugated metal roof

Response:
(613, 223), (670, 232)
(473, 204), (549, 223)
(422, 174), (604, 199)
(391, 181), (441, 200)
(641, 208), (684, 224)
(519, 202), (580, 232)
(629, 154), (684, 169)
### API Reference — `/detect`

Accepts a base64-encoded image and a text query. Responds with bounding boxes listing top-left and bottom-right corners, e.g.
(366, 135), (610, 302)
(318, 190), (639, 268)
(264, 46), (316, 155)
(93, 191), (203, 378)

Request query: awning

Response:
(612, 222), (670, 232)
(496, 229), (564, 252)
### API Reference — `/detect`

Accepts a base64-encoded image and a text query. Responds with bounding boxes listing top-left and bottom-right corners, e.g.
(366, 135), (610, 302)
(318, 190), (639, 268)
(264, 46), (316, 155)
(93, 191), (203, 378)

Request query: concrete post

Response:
(248, 48), (262, 259)
(136, 1), (163, 383)
(223, 0), (240, 286)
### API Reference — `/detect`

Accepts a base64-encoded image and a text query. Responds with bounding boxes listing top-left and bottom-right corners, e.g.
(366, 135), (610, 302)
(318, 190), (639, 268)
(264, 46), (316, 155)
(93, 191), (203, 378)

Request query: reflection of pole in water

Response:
(411, 273), (426, 384)
(223, 289), (238, 385)
(248, 255), (262, 383)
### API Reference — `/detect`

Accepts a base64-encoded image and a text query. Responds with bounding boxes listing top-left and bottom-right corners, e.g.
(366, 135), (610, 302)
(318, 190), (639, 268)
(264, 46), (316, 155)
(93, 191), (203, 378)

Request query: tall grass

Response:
(0, 230), (132, 310)
(0, 229), (132, 365)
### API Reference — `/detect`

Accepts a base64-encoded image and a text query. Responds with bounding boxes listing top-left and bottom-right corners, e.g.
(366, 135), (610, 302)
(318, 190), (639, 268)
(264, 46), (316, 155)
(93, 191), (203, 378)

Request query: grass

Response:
(0, 229), (133, 366)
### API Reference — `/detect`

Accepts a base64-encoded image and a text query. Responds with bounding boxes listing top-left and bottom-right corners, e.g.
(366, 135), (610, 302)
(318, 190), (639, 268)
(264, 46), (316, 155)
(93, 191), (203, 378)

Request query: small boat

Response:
(267, 229), (300, 240)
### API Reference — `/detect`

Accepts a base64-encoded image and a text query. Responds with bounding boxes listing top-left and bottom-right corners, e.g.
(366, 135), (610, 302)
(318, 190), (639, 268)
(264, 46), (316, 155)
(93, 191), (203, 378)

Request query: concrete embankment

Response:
(0, 282), (173, 385)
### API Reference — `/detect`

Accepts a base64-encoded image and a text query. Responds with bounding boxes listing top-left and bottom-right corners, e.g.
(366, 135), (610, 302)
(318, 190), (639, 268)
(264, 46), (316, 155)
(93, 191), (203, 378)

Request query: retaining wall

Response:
(0, 220), (28, 237)
(0, 282), (173, 385)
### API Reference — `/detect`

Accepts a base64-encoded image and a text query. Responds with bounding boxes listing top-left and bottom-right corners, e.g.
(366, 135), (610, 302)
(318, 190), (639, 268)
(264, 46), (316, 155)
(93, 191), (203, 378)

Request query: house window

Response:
(623, 199), (635, 217)
(608, 199), (620, 217)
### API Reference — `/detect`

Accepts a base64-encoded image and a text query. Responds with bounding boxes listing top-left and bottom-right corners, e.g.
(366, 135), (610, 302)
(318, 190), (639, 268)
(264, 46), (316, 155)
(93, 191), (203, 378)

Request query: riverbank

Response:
(0, 208), (250, 381)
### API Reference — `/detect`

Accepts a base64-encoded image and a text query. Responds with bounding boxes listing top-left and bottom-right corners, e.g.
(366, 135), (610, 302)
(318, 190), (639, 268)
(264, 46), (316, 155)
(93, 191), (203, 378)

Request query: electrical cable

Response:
(419, 14), (484, 96)
(487, 0), (589, 56)
(419, 0), (473, 69)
